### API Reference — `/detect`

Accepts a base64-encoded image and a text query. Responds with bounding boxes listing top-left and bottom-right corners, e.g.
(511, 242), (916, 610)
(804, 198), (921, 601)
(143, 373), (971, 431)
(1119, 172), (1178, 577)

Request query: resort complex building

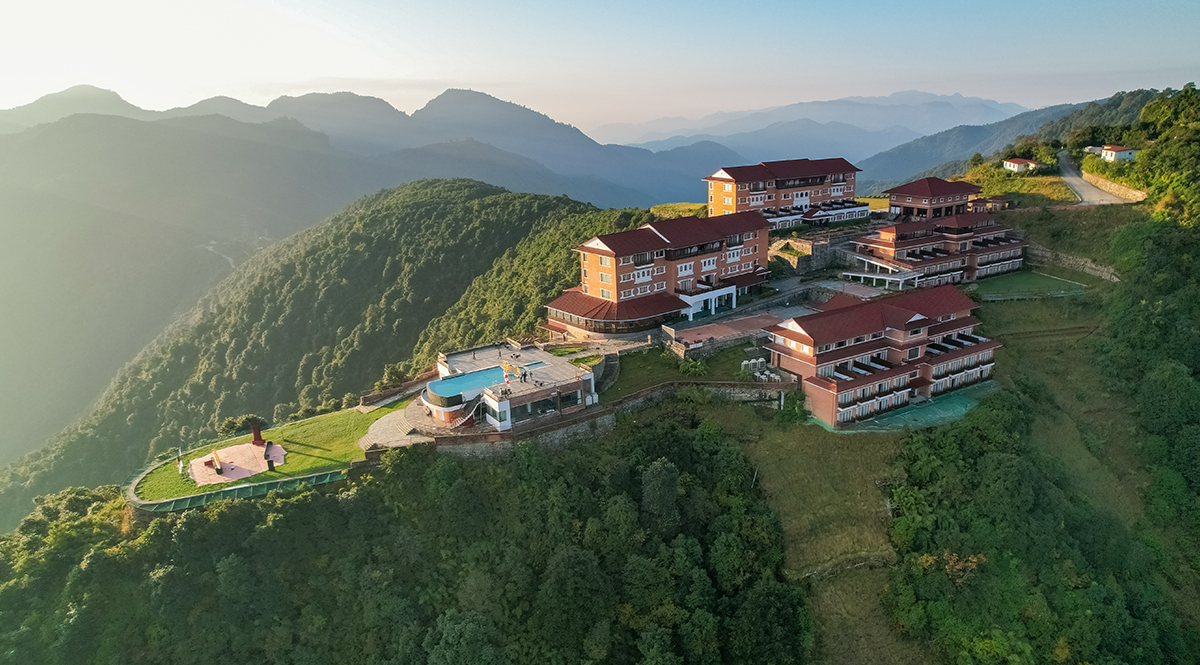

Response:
(420, 345), (597, 431)
(703, 158), (869, 229)
(545, 212), (770, 337)
(843, 178), (1027, 289)
(764, 285), (998, 428)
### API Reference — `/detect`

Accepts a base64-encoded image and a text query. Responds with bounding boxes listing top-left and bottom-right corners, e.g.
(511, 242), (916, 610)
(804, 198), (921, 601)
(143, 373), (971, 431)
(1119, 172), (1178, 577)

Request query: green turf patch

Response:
(972, 270), (1089, 298)
(134, 399), (410, 501)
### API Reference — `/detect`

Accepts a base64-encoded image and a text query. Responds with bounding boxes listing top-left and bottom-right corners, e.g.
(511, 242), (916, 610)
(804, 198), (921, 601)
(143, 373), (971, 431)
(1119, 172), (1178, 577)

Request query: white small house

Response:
(1101, 145), (1137, 162)
(1002, 158), (1039, 173)
(1083, 146), (1103, 155)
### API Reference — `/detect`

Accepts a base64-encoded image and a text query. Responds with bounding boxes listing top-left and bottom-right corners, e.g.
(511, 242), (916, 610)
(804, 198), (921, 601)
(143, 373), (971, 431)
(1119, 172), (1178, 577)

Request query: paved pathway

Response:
(358, 409), (433, 450)
(1057, 150), (1129, 205)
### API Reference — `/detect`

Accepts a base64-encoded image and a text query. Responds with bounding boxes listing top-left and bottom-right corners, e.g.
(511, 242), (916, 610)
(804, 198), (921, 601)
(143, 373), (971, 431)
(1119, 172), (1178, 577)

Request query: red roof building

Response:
(1100, 145), (1137, 162)
(546, 211), (771, 338)
(883, 177), (982, 219)
(842, 207), (1027, 289)
(703, 158), (869, 229)
(764, 284), (999, 427)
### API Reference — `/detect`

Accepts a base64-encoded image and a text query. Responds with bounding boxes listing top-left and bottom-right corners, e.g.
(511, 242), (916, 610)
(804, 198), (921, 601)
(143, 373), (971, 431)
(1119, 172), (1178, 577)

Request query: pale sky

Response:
(2, 0), (1197, 132)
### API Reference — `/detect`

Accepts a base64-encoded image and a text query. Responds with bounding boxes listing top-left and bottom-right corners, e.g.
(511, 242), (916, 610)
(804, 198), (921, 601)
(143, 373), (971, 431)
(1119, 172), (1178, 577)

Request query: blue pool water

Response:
(427, 366), (507, 398)
(523, 361), (548, 369)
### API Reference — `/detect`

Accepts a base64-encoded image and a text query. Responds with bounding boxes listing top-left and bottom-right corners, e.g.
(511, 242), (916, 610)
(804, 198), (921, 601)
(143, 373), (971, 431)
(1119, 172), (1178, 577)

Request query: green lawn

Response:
(569, 354), (602, 369)
(972, 269), (1090, 297)
(602, 345), (754, 402)
(1000, 203), (1152, 264)
(548, 346), (586, 357)
(134, 399), (410, 501)
(650, 202), (707, 219)
(860, 197), (890, 211)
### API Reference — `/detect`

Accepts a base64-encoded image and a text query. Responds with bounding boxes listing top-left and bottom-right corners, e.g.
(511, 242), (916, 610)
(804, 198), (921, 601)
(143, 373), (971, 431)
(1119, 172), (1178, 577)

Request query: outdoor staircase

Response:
(449, 393), (485, 429)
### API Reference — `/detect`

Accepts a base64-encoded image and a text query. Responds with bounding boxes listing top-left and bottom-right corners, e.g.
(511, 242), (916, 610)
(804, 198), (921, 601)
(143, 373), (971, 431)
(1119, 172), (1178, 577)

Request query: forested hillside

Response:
(883, 83), (1200, 663)
(398, 208), (652, 377)
(0, 394), (813, 665)
(0, 181), (595, 530)
(857, 102), (1083, 185)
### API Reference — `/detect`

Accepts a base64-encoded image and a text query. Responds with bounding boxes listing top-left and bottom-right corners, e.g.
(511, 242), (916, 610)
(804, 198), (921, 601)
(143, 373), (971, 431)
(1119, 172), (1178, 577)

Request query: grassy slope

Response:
(979, 291), (1200, 625)
(135, 399), (408, 501)
(999, 201), (1153, 262)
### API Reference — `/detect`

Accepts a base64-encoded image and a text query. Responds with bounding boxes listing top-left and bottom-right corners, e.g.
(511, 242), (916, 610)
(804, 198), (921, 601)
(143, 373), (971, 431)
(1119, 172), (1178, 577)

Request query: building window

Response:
(742, 262), (750, 270)
(871, 331), (883, 339)
(619, 256), (632, 265)
(582, 285), (589, 294)
(701, 257), (717, 271)
(854, 336), (865, 343)
(724, 183), (733, 192)
(654, 282), (665, 291)
(637, 285), (650, 294)
(908, 328), (922, 336)
(620, 289), (633, 298)
(679, 279), (692, 290)
(723, 197), (732, 205)
(600, 289), (612, 299)
(678, 262), (694, 275)
(599, 273), (611, 284)
(598, 256), (611, 267)
(653, 266), (665, 275)
(582, 269), (588, 278)
(819, 365), (833, 377)
(654, 250), (665, 258)
(620, 273), (632, 283)
(738, 198), (747, 204)
(819, 344), (832, 352)
(907, 347), (920, 360)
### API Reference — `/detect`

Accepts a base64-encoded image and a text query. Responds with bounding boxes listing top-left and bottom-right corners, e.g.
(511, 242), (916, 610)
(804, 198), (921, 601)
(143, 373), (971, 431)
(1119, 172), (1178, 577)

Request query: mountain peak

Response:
(0, 84), (152, 129)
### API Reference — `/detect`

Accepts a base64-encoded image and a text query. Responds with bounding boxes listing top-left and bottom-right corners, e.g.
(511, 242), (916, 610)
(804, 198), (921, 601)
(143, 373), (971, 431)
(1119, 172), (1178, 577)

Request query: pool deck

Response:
(440, 346), (593, 401)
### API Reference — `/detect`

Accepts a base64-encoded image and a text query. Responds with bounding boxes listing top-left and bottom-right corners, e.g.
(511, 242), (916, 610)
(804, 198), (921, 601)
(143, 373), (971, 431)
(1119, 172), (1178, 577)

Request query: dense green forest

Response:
(887, 389), (1199, 663)
(0, 181), (596, 530)
(0, 392), (812, 665)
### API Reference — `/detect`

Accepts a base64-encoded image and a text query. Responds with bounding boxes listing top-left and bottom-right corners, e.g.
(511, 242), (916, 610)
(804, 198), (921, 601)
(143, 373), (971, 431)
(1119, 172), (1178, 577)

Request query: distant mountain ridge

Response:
(632, 118), (920, 163)
(596, 90), (1029, 145)
(856, 102), (1086, 184)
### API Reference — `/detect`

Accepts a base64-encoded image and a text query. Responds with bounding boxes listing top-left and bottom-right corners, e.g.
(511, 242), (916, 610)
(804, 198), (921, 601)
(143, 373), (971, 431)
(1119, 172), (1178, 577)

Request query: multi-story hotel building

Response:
(545, 212), (770, 338)
(843, 177), (1028, 289)
(764, 285), (999, 427)
(703, 158), (869, 229)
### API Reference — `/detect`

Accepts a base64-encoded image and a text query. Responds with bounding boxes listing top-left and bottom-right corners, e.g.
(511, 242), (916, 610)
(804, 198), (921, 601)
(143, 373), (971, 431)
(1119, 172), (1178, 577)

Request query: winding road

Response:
(1057, 149), (1129, 205)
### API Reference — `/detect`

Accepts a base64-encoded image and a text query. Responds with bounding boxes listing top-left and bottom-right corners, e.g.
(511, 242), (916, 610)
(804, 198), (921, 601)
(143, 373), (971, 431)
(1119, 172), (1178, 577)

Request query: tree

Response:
(534, 545), (613, 653)
(642, 459), (681, 539)
(424, 609), (508, 665)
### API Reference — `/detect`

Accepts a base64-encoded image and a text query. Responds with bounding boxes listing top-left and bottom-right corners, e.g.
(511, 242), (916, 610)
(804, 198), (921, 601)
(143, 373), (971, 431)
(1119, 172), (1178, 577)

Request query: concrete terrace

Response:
(438, 345), (592, 401)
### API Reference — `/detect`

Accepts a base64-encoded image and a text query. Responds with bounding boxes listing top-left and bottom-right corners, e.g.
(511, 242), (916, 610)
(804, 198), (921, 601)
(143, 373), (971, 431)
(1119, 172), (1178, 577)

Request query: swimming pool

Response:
(426, 366), (507, 398)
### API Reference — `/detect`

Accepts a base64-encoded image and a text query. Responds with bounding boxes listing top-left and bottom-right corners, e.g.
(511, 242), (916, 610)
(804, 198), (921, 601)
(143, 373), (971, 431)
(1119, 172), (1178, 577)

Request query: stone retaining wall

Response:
(1081, 172), (1148, 202)
(438, 381), (794, 459)
(1026, 240), (1120, 282)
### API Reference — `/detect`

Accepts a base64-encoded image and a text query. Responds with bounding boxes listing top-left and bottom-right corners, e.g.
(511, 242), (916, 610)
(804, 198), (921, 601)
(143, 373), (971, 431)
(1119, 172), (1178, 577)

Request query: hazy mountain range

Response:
(596, 91), (1028, 145)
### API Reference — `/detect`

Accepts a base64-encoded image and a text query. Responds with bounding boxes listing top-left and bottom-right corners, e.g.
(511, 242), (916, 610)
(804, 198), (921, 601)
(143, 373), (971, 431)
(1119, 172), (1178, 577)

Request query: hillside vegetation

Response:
(399, 208), (652, 377)
(0, 180), (595, 530)
(0, 394), (814, 665)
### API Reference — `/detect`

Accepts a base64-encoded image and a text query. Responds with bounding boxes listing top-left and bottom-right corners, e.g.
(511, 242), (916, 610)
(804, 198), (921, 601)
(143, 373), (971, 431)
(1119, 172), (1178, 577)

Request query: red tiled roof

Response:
(761, 158), (861, 178)
(934, 212), (995, 229)
(784, 285), (977, 346)
(878, 220), (938, 236)
(579, 228), (669, 257)
(1102, 145), (1132, 152)
(884, 177), (981, 199)
(576, 212), (769, 257)
(640, 211), (768, 247)
(1004, 158), (1037, 164)
(724, 271), (768, 288)
(815, 293), (865, 311)
(546, 291), (687, 322)
(708, 164), (774, 181)
(705, 158), (860, 182)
